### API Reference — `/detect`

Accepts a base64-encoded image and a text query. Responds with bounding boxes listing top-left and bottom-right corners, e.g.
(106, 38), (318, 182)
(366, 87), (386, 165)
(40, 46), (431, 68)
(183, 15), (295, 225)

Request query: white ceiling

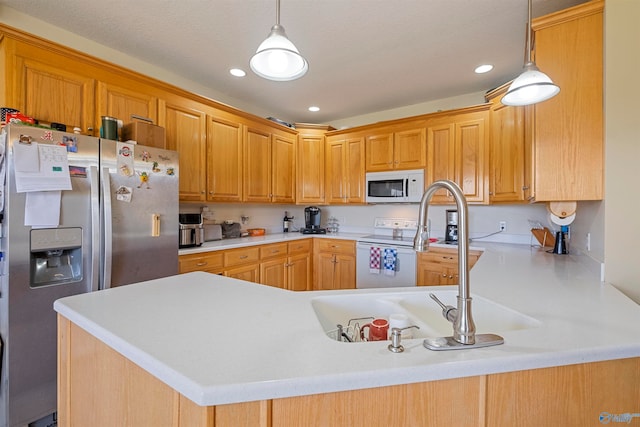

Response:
(1, 0), (588, 125)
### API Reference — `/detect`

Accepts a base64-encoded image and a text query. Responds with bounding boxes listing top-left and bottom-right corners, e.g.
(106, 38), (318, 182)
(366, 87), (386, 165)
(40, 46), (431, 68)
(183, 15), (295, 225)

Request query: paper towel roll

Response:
(549, 212), (576, 226)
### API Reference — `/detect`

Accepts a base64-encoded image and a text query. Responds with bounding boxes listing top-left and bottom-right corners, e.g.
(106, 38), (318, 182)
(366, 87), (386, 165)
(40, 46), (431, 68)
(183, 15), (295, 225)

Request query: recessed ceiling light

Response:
(308, 106), (320, 112)
(474, 64), (494, 74)
(230, 68), (246, 77)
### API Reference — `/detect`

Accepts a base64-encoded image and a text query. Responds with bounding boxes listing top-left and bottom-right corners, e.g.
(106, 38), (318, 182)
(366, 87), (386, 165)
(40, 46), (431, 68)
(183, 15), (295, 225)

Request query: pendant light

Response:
(250, 0), (308, 81)
(502, 0), (560, 106)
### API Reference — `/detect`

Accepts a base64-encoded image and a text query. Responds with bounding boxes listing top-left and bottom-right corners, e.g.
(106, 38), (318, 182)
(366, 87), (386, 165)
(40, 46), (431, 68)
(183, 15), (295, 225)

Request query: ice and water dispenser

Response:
(30, 227), (83, 288)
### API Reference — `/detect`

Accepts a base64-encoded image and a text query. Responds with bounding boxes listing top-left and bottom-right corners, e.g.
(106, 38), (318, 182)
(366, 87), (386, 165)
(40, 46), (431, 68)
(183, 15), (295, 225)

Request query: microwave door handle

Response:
(405, 178), (409, 198)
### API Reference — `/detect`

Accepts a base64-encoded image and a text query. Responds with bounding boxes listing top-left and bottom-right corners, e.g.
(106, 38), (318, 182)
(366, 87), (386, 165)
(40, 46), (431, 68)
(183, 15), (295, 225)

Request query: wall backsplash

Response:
(180, 202), (557, 245)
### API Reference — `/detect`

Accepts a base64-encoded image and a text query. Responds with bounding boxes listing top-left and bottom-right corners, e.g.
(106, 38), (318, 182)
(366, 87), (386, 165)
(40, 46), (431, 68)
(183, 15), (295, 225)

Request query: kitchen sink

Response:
(311, 289), (540, 342)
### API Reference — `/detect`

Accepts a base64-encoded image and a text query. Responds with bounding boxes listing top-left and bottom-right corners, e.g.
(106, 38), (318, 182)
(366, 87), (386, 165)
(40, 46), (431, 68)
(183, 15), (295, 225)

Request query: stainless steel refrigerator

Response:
(0, 124), (179, 426)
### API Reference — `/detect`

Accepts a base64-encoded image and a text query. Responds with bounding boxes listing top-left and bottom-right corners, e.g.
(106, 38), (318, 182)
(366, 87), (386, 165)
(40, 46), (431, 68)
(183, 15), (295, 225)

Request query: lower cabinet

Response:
(313, 239), (356, 290)
(59, 317), (640, 427)
(178, 251), (224, 275)
(179, 239), (312, 291)
(417, 247), (481, 286)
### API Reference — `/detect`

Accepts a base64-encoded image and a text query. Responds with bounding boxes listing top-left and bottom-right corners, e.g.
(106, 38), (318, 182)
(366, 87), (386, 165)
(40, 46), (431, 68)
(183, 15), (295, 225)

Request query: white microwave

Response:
(365, 169), (424, 203)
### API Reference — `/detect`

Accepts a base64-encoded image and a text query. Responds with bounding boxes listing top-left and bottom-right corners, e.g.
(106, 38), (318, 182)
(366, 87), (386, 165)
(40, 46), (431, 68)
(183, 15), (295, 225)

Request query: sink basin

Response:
(311, 289), (540, 342)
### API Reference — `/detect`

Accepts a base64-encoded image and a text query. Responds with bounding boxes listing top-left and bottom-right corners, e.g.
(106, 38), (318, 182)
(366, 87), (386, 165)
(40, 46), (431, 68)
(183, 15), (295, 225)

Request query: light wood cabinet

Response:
(96, 80), (158, 128)
(179, 251), (224, 275)
(417, 247), (481, 286)
(59, 315), (640, 427)
(426, 106), (490, 204)
(295, 124), (334, 205)
(180, 239), (312, 291)
(206, 114), (244, 202)
(486, 83), (528, 203)
(11, 54), (96, 133)
(159, 98), (208, 201)
(244, 124), (296, 203)
(325, 135), (365, 204)
(259, 241), (311, 291)
(313, 239), (356, 290)
(365, 127), (426, 171)
(529, 0), (604, 201)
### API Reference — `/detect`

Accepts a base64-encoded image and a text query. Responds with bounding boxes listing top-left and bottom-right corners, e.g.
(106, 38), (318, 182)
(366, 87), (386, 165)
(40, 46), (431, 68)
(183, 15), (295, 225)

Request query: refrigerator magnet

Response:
(115, 186), (132, 202)
(137, 171), (150, 189)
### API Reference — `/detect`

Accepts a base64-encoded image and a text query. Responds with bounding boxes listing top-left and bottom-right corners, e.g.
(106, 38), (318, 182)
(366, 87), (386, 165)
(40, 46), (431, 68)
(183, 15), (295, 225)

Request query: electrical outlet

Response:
(499, 221), (507, 232)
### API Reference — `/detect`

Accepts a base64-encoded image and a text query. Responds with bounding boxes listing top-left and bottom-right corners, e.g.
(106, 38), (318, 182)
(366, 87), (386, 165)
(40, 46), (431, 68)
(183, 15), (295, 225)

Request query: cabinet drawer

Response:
(315, 239), (355, 256)
(179, 252), (224, 273)
(418, 249), (482, 267)
(288, 239), (312, 255)
(259, 243), (288, 260)
(224, 247), (260, 267)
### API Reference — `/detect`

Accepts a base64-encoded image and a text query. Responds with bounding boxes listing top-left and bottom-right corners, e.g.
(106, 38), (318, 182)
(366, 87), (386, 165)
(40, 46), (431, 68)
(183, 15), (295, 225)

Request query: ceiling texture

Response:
(1, 0), (588, 125)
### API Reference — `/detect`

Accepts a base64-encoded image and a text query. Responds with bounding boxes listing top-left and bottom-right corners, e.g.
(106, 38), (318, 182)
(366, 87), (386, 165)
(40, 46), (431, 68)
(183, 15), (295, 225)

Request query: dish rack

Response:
(325, 317), (374, 342)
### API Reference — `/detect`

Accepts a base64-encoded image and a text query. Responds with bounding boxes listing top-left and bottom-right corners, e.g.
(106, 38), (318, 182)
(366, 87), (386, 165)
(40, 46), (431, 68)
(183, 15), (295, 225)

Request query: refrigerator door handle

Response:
(90, 166), (100, 292)
(101, 166), (113, 290)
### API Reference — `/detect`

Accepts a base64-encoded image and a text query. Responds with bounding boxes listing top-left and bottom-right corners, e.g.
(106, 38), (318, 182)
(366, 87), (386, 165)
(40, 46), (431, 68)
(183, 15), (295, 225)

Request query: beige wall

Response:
(604, 0), (640, 302)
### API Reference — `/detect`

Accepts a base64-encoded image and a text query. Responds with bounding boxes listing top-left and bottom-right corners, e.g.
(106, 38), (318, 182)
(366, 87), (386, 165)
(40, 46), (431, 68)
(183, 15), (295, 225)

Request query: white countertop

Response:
(55, 242), (640, 407)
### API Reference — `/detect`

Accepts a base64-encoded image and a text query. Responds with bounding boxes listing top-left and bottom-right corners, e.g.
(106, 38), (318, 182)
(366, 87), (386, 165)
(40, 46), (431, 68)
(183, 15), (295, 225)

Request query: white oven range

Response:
(355, 218), (418, 289)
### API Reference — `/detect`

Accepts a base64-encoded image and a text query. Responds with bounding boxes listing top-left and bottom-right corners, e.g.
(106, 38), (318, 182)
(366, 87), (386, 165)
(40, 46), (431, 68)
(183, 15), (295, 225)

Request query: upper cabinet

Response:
(244, 123), (296, 204)
(426, 106), (490, 204)
(485, 83), (528, 203)
(295, 124), (334, 205)
(325, 134), (365, 204)
(365, 127), (426, 171)
(4, 38), (96, 134)
(96, 81), (158, 127)
(159, 97), (208, 202)
(529, 0), (604, 201)
(206, 113), (244, 202)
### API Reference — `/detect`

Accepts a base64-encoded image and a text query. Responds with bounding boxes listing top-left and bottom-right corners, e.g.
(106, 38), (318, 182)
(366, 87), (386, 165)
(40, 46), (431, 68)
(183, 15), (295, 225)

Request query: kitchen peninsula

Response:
(55, 242), (640, 427)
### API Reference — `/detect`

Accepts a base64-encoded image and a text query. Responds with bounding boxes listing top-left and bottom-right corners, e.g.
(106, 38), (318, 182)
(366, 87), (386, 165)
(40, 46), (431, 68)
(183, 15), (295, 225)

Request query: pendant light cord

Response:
(276, 0), (281, 26)
(525, 0), (533, 64)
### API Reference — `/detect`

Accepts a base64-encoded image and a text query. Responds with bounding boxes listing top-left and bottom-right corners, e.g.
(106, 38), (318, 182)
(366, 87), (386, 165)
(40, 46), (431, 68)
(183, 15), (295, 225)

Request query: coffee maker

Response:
(445, 209), (458, 244)
(301, 206), (326, 234)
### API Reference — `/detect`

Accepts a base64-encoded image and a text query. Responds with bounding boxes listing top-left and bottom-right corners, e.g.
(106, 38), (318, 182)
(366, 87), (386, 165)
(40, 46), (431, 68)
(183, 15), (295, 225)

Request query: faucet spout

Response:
(415, 180), (504, 351)
(413, 180), (475, 345)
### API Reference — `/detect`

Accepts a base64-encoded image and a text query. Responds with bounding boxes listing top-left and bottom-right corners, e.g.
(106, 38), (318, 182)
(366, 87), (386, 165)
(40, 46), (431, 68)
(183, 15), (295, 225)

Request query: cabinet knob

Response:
(522, 186), (530, 190)
(442, 273), (447, 277)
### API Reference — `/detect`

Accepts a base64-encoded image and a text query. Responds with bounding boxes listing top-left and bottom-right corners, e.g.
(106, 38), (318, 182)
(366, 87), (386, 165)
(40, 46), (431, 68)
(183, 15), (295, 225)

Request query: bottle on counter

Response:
(283, 211), (290, 233)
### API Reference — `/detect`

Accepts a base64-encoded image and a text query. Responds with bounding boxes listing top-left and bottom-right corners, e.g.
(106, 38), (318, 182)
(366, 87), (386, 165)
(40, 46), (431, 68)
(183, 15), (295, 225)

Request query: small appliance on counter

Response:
(300, 206), (326, 234)
(221, 221), (241, 239)
(445, 209), (458, 244)
(179, 213), (204, 248)
(203, 222), (222, 242)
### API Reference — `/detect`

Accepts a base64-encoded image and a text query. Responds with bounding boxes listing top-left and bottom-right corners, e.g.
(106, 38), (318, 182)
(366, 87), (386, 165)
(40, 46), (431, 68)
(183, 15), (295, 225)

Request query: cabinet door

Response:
(161, 101), (207, 202)
(456, 118), (487, 203)
(97, 81), (157, 127)
(243, 125), (272, 202)
(427, 123), (456, 203)
(224, 264), (259, 282)
(334, 254), (356, 289)
(287, 253), (311, 291)
(394, 128), (427, 170)
(260, 258), (287, 289)
(488, 100), (526, 203)
(325, 138), (346, 204)
(296, 132), (325, 204)
(345, 137), (365, 203)
(314, 253), (338, 290)
(417, 265), (450, 286)
(15, 56), (95, 134)
(206, 115), (243, 202)
(531, 3), (603, 201)
(271, 133), (296, 203)
(365, 133), (394, 171)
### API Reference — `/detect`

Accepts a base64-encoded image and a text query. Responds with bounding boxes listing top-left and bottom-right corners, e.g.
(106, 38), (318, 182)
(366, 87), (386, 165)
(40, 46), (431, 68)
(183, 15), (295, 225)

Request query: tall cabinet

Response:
(325, 135), (366, 205)
(529, 0), (604, 201)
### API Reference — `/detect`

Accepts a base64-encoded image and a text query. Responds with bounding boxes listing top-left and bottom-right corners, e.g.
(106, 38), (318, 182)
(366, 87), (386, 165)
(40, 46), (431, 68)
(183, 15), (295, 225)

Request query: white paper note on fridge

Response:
(14, 142), (72, 192)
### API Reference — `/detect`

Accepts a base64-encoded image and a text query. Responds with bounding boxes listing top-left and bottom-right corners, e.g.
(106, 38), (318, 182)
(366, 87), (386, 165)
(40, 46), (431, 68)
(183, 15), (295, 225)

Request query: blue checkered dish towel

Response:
(383, 248), (397, 277)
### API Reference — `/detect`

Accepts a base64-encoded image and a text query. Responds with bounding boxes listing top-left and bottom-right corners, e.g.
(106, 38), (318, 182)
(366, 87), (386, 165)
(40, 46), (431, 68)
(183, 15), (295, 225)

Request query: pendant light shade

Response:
(250, 0), (308, 81)
(502, 0), (559, 106)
